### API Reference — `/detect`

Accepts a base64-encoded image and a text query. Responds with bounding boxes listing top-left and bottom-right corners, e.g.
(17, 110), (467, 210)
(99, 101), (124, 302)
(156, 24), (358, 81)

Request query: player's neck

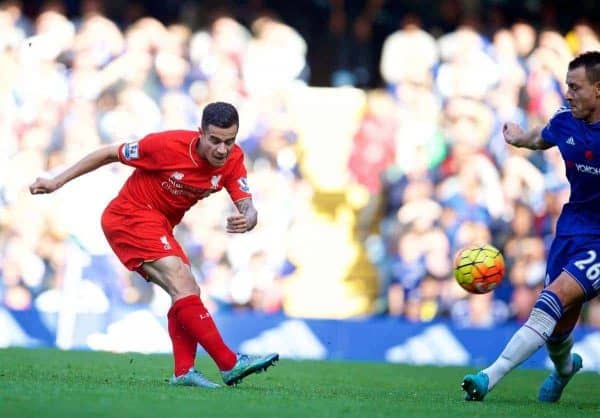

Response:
(195, 136), (205, 158)
(586, 108), (600, 124)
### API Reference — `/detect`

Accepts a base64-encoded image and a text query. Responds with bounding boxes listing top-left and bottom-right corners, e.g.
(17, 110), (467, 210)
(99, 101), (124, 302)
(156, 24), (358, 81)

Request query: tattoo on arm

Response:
(235, 198), (258, 231)
(235, 198), (251, 214)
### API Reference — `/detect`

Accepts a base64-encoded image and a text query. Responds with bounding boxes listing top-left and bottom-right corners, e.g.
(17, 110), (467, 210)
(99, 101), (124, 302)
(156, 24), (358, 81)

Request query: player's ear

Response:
(198, 127), (205, 141)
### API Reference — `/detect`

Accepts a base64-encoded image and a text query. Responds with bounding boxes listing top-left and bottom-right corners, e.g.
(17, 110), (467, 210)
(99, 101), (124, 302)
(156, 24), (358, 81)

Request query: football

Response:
(453, 244), (505, 294)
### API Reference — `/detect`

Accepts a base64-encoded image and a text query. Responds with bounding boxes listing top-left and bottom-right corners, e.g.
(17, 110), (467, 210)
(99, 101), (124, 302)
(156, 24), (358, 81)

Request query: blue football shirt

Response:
(541, 107), (600, 236)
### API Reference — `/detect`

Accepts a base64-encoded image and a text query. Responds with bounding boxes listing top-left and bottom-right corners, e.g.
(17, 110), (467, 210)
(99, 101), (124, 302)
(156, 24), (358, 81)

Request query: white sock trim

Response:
(524, 308), (557, 340)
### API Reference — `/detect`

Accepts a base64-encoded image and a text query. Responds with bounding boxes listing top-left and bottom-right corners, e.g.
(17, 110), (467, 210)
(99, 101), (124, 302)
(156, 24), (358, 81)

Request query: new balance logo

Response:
(566, 137), (576, 145)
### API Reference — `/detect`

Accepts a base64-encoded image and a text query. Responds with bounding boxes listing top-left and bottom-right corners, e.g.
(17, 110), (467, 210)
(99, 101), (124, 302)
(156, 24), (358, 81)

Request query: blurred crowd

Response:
(358, 13), (600, 328)
(1, 0), (600, 329)
(0, 0), (307, 322)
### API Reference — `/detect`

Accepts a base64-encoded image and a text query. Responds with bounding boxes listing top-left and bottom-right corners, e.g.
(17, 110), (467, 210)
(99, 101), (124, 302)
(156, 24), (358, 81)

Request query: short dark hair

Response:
(201, 102), (239, 130)
(568, 51), (600, 84)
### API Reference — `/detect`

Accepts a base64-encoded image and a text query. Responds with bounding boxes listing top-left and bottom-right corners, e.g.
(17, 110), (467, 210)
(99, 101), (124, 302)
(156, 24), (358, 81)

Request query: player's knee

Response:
(174, 274), (200, 297)
(545, 272), (586, 308)
(165, 263), (200, 298)
(170, 282), (200, 300)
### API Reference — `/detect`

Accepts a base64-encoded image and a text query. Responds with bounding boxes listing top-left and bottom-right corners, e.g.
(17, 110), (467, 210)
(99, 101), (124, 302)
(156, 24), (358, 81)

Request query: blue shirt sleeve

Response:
(541, 107), (570, 145)
(541, 121), (557, 145)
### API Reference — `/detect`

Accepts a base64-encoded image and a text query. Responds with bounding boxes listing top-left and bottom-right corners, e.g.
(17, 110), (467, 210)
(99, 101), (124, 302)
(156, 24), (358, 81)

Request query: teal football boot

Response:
(170, 368), (221, 388)
(538, 353), (583, 403)
(461, 372), (490, 401)
(221, 353), (279, 386)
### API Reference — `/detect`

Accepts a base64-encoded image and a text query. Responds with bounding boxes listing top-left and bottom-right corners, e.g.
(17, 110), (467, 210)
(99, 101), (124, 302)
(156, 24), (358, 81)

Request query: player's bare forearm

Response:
(57, 145), (120, 185)
(238, 198), (258, 230)
(503, 123), (553, 150)
(29, 145), (120, 194)
(227, 198), (258, 233)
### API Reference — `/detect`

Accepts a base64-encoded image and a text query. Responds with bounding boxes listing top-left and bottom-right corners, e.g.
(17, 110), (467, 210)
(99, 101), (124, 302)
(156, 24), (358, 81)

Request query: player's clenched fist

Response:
(502, 122), (525, 146)
(29, 177), (61, 194)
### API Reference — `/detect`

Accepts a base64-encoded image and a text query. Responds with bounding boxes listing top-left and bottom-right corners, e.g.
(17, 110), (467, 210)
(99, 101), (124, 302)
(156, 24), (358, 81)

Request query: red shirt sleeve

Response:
(225, 151), (252, 202)
(118, 132), (170, 170)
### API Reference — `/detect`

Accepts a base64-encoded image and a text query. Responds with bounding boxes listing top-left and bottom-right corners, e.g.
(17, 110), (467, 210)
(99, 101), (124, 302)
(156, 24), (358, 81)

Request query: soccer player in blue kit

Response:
(461, 51), (600, 402)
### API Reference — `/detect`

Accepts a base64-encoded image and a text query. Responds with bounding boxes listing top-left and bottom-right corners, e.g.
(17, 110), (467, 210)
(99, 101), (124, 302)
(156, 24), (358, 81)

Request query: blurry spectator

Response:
(565, 20), (600, 55)
(490, 29), (527, 89)
(511, 21), (536, 62)
(436, 22), (498, 99)
(348, 90), (396, 194)
(380, 13), (438, 89)
(243, 14), (308, 96)
(0, 0), (31, 41)
(450, 291), (510, 328)
(328, 0), (383, 87)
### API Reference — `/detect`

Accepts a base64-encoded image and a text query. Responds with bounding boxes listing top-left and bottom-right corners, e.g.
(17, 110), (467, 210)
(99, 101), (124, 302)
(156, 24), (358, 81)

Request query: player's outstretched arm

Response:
(29, 144), (120, 195)
(227, 198), (258, 233)
(503, 122), (553, 150)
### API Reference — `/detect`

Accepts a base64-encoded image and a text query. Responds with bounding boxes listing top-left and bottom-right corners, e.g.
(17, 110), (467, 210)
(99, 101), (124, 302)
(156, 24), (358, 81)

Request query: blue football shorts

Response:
(546, 235), (600, 301)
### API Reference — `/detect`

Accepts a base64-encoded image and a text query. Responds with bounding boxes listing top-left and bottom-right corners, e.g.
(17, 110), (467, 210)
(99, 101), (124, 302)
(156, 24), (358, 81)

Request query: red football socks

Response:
(171, 294), (237, 371)
(167, 307), (197, 377)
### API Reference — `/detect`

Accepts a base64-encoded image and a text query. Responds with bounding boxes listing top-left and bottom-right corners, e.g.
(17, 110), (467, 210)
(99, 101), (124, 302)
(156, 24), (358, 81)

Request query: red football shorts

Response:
(100, 199), (190, 279)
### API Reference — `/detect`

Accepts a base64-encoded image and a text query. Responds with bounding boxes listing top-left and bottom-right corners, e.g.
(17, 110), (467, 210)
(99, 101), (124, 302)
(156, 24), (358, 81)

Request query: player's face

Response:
(565, 66), (600, 123)
(198, 124), (238, 166)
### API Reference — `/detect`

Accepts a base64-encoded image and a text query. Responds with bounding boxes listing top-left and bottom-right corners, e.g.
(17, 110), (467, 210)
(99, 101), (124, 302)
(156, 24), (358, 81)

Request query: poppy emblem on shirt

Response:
(585, 150), (594, 161)
(566, 160), (575, 168)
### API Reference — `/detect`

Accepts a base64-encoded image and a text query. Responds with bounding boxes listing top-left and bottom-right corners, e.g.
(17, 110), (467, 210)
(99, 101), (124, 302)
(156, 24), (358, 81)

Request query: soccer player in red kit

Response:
(30, 102), (279, 388)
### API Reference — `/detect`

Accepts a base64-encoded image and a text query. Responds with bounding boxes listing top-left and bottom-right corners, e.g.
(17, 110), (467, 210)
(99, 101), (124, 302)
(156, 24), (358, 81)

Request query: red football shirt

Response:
(115, 130), (251, 227)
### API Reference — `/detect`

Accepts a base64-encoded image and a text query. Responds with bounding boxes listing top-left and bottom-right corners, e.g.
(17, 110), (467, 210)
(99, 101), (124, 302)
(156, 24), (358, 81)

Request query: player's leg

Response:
(142, 256), (238, 370)
(167, 305), (198, 375)
(483, 272), (584, 387)
(546, 304), (581, 375)
(143, 256), (279, 386)
(462, 271), (584, 401)
(534, 236), (600, 401)
(538, 303), (584, 402)
(102, 207), (277, 386)
(139, 256), (222, 387)
(102, 208), (220, 387)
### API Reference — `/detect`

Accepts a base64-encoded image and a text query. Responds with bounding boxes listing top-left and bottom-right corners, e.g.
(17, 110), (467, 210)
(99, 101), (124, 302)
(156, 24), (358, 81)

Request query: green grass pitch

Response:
(0, 347), (598, 418)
